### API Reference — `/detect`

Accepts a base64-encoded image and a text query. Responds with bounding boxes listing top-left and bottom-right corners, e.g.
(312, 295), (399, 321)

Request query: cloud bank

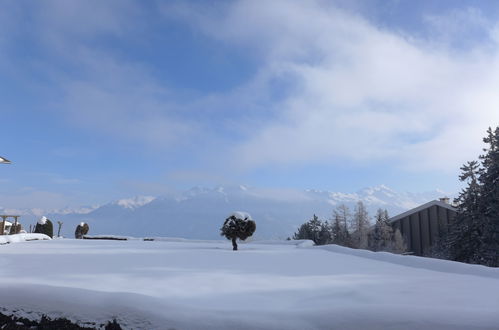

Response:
(165, 0), (499, 173)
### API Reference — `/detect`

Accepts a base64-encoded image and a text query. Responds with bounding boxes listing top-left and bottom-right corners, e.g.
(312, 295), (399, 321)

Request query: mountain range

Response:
(0, 185), (452, 239)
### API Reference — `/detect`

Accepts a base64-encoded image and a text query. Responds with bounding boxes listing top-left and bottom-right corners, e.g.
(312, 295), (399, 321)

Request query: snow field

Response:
(0, 237), (498, 329)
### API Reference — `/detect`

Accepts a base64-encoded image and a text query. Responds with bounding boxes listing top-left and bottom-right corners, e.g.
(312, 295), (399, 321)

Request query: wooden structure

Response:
(389, 199), (458, 256)
(0, 215), (20, 235)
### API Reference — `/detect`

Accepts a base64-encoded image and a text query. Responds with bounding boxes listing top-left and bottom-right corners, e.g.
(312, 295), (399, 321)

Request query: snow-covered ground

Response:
(0, 233), (51, 245)
(1, 237), (498, 329)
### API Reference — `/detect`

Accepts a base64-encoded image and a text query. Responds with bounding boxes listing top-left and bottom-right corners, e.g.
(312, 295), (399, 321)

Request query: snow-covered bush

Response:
(220, 212), (256, 251)
(34, 216), (53, 238)
(75, 222), (89, 239)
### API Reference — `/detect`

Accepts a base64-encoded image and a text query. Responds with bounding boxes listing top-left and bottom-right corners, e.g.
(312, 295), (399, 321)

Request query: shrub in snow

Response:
(34, 216), (53, 238)
(220, 212), (256, 251)
(75, 222), (89, 239)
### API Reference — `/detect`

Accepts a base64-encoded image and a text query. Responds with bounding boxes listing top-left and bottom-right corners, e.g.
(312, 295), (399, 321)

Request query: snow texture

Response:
(0, 238), (498, 329)
(0, 233), (51, 245)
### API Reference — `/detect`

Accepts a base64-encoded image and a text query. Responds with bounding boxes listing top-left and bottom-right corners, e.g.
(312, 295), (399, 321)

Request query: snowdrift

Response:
(0, 233), (51, 245)
(0, 239), (497, 329)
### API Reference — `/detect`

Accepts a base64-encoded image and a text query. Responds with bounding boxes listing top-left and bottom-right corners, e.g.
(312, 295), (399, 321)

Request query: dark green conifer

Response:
(446, 126), (499, 267)
(34, 217), (53, 238)
(75, 222), (90, 239)
(293, 214), (331, 245)
(220, 213), (256, 250)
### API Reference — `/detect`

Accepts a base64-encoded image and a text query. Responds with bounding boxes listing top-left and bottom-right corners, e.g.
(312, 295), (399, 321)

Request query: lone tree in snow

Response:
(220, 212), (256, 251)
(75, 222), (89, 239)
(34, 216), (53, 238)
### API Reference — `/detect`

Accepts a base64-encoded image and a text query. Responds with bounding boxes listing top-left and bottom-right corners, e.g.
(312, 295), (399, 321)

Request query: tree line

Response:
(293, 201), (406, 254)
(438, 126), (499, 267)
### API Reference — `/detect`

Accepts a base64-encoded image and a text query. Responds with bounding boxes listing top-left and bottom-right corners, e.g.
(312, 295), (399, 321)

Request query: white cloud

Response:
(166, 0), (499, 173)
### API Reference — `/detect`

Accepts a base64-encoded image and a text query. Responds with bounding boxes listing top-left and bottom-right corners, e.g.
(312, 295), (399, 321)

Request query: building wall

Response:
(390, 205), (457, 256)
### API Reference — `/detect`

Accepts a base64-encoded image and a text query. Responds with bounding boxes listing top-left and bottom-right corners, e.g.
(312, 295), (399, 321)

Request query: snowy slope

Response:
(4, 185), (450, 239)
(0, 238), (497, 330)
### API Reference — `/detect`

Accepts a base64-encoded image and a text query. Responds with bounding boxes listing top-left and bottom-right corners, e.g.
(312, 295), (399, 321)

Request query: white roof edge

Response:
(389, 200), (458, 223)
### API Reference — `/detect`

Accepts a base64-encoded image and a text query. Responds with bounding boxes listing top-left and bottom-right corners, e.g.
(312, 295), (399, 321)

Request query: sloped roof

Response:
(389, 200), (458, 223)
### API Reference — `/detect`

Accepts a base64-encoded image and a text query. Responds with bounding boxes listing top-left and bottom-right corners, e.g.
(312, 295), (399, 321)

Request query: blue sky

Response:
(1, 0), (499, 209)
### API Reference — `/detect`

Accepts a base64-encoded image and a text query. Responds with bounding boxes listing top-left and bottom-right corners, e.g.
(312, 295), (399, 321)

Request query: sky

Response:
(1, 0), (499, 209)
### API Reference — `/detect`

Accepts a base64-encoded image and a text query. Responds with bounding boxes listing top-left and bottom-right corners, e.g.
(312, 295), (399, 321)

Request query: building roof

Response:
(389, 200), (458, 223)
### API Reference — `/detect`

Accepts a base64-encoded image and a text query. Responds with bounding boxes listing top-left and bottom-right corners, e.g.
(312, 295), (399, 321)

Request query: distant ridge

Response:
(1, 185), (452, 239)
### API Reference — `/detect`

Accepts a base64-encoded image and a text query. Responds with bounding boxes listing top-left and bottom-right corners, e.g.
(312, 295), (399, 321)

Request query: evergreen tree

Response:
(477, 127), (499, 266)
(34, 217), (53, 238)
(75, 222), (89, 239)
(446, 126), (499, 267)
(445, 161), (482, 263)
(370, 209), (393, 251)
(293, 214), (331, 245)
(351, 201), (370, 249)
(220, 213), (256, 251)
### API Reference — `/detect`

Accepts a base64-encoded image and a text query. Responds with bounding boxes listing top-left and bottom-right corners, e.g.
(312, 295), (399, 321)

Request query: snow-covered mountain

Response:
(6, 185), (452, 239)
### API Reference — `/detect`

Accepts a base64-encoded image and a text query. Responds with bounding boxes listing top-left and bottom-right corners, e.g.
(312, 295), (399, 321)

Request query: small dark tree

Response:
(34, 217), (53, 238)
(75, 222), (90, 239)
(293, 214), (331, 245)
(220, 213), (256, 250)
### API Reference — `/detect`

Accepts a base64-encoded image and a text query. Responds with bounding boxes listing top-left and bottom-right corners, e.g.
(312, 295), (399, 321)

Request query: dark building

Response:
(389, 199), (458, 256)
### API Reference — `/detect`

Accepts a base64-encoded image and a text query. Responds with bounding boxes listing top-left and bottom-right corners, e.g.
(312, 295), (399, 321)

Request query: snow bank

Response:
(246, 239), (314, 247)
(319, 244), (499, 279)
(0, 233), (51, 245)
(0, 239), (498, 329)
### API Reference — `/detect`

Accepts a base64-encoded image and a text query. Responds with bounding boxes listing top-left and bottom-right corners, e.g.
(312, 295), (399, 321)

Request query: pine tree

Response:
(75, 222), (89, 239)
(34, 217), (53, 238)
(293, 214), (331, 245)
(370, 209), (393, 251)
(351, 201), (370, 249)
(477, 127), (499, 266)
(220, 213), (256, 251)
(445, 161), (482, 262)
(446, 126), (499, 267)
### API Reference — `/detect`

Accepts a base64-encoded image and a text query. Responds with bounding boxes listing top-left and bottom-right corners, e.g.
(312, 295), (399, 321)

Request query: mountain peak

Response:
(114, 196), (156, 209)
